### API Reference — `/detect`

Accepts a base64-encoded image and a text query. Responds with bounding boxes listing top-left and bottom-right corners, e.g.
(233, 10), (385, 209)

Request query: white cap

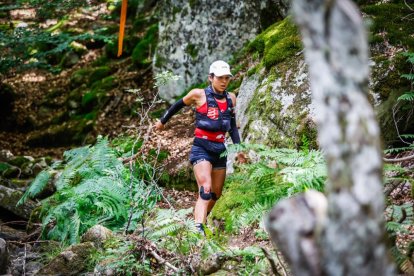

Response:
(209, 60), (233, 77)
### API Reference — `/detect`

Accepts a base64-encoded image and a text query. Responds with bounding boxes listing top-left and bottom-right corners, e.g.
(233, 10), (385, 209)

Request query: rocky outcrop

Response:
(38, 242), (96, 275)
(155, 0), (286, 101)
(0, 150), (53, 219)
(236, 57), (317, 148)
(235, 1), (414, 148)
(81, 225), (113, 248)
(0, 185), (36, 220)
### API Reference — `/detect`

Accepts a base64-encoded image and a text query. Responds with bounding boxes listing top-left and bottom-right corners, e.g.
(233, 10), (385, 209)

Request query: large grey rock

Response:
(155, 0), (284, 101)
(237, 58), (316, 148)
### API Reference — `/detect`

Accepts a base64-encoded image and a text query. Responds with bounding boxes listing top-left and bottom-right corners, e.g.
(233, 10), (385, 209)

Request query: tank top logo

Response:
(207, 107), (219, 120)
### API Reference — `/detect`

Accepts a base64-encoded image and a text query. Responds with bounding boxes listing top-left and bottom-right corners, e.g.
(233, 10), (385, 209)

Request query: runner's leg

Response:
(193, 160), (213, 224)
(207, 168), (226, 213)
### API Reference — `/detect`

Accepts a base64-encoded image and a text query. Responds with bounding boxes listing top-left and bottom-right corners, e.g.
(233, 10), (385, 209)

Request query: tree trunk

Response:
(266, 0), (395, 275)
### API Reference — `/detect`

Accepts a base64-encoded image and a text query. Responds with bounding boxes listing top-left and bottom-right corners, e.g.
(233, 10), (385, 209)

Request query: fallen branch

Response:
(148, 248), (179, 273)
(383, 154), (414, 163)
(260, 247), (282, 276)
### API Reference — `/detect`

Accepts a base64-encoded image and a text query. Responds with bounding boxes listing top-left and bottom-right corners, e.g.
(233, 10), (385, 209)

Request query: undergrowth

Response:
(213, 142), (327, 233)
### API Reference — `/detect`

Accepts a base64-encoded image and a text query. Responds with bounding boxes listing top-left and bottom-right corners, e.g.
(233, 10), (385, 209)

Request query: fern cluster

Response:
(386, 203), (414, 274)
(19, 136), (160, 244)
(215, 143), (327, 232)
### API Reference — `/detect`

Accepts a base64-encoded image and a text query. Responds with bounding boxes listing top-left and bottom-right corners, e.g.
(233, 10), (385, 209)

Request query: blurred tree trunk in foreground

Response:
(266, 0), (395, 275)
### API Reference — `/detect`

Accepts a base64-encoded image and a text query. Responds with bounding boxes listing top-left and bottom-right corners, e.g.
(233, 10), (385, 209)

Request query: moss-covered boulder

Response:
(70, 66), (112, 88)
(0, 185), (36, 219)
(236, 17), (315, 149)
(26, 119), (94, 147)
(38, 242), (96, 275)
(235, 2), (414, 148)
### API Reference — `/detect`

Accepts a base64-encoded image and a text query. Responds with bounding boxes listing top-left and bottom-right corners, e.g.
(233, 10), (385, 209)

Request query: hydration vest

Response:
(195, 86), (234, 133)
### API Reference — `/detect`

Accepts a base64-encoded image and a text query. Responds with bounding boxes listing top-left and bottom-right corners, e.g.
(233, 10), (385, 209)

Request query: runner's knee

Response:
(199, 186), (217, 201)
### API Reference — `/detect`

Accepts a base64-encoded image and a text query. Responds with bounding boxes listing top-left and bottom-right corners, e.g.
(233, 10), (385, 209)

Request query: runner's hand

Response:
(154, 120), (164, 130)
(236, 152), (247, 164)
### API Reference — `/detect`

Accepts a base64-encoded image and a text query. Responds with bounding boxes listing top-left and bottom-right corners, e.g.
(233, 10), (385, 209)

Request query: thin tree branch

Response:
(260, 247), (282, 276)
(383, 154), (414, 163)
(149, 248), (179, 273)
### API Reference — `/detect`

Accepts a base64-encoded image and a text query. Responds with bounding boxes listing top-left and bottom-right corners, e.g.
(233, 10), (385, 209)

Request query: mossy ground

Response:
(362, 2), (414, 50)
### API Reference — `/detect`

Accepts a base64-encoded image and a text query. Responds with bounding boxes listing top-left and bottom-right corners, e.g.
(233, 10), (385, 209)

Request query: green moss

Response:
(132, 24), (158, 66)
(158, 168), (197, 191)
(9, 156), (32, 168)
(91, 56), (110, 67)
(155, 54), (167, 68)
(89, 66), (112, 85)
(0, 162), (11, 174)
(70, 66), (112, 87)
(248, 37), (265, 55)
(247, 66), (258, 77)
(150, 108), (166, 119)
(111, 136), (143, 157)
(26, 119), (94, 147)
(362, 3), (414, 50)
(263, 36), (302, 69)
(185, 43), (199, 59)
(246, 17), (303, 70)
(91, 76), (116, 90)
(70, 68), (91, 86)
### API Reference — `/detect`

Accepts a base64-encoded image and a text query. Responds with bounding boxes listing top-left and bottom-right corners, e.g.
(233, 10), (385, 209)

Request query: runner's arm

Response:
(160, 98), (187, 124)
(159, 89), (200, 125)
(229, 115), (241, 144)
(228, 93), (241, 144)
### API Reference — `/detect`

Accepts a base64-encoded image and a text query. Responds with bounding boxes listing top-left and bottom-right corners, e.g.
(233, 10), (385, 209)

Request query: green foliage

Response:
(246, 17), (302, 70)
(386, 203), (414, 273)
(17, 0), (92, 20)
(17, 170), (51, 206)
(19, 136), (161, 244)
(399, 53), (414, 103)
(96, 236), (151, 275)
(215, 143), (326, 232)
(362, 3), (414, 49)
(0, 27), (114, 74)
(153, 70), (181, 88)
(37, 138), (129, 244)
(387, 51), (414, 150)
(111, 136), (143, 158)
(131, 24), (158, 66)
(398, 92), (414, 101)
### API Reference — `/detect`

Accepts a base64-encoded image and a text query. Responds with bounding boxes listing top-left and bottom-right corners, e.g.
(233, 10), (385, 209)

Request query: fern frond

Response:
(402, 52), (414, 64)
(397, 91), (414, 101)
(17, 170), (51, 205)
(235, 202), (273, 230)
(384, 146), (414, 154)
(401, 73), (414, 80)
